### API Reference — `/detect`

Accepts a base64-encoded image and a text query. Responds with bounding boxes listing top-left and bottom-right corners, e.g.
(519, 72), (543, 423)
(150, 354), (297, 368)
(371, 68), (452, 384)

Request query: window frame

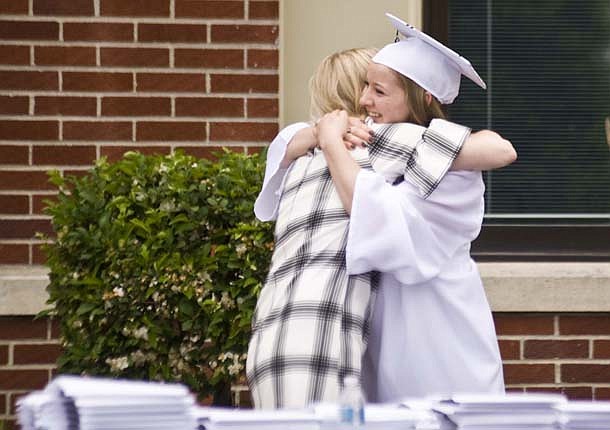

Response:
(424, 0), (610, 261)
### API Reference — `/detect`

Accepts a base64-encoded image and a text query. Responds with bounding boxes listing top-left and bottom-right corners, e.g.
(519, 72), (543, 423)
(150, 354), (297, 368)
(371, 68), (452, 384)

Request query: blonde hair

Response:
(309, 48), (377, 121)
(396, 73), (446, 126)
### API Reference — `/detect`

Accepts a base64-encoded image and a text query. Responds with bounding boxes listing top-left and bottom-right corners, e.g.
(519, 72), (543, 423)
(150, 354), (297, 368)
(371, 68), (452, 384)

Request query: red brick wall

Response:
(496, 313), (610, 399)
(0, 0), (279, 265)
(1, 313), (610, 427)
(0, 316), (60, 429)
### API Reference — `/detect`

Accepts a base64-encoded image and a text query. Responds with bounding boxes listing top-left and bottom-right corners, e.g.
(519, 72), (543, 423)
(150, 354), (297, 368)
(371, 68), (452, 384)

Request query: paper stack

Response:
(313, 402), (441, 429)
(195, 407), (320, 430)
(17, 375), (198, 430)
(555, 401), (610, 429)
(431, 393), (567, 430)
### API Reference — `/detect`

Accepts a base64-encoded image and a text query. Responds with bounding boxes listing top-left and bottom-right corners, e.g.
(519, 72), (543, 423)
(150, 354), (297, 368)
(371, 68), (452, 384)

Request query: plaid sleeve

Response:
(409, 118), (470, 198)
(367, 119), (470, 198)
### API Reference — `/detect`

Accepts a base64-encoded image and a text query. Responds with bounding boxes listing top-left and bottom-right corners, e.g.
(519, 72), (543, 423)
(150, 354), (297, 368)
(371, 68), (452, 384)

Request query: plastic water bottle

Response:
(339, 375), (365, 427)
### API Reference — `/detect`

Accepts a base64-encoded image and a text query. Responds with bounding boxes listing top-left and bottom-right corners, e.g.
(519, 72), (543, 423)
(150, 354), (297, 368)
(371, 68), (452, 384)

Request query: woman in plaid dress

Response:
(247, 41), (514, 408)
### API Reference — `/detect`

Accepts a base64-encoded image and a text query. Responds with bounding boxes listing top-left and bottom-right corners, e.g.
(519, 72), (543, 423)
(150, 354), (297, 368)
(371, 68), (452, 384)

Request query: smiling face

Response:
(359, 63), (411, 124)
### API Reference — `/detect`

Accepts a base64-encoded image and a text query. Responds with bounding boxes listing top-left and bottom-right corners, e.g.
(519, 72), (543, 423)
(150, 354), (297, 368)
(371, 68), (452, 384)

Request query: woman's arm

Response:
(254, 122), (309, 221)
(450, 129), (517, 171)
(317, 110), (361, 214)
(279, 126), (317, 168)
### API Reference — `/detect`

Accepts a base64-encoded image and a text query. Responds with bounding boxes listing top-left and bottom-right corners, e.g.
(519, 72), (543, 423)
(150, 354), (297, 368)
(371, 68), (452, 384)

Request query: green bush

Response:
(40, 150), (274, 403)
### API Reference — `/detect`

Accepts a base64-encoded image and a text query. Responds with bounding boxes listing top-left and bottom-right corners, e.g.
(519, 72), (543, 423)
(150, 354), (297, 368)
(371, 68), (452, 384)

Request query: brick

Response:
(210, 122), (277, 141)
(1, 418), (16, 430)
(101, 47), (169, 67)
(0, 45), (30, 65)
(0, 0), (28, 14)
(14, 344), (62, 365)
(594, 340), (610, 358)
(0, 120), (58, 140)
(177, 145), (241, 160)
(0, 219), (53, 239)
(0, 96), (29, 114)
(63, 72), (132, 92)
(32, 243), (47, 264)
(35, 96), (97, 116)
(498, 339), (520, 360)
(0, 21), (59, 40)
(560, 315), (610, 335)
(138, 24), (206, 43)
(136, 122), (206, 141)
(211, 74), (277, 93)
(0, 344), (8, 365)
(63, 121), (132, 141)
(562, 364), (610, 383)
(211, 25), (278, 43)
(64, 22), (133, 41)
(176, 97), (243, 117)
(249, 1), (278, 19)
(247, 49), (278, 69)
(0, 171), (54, 190)
(101, 0), (169, 16)
(596, 387), (610, 400)
(0, 244), (29, 263)
(0, 316), (47, 339)
(0, 145), (28, 164)
(0, 370), (48, 390)
(137, 73), (205, 92)
(0, 195), (29, 214)
(0, 393), (5, 414)
(247, 98), (277, 117)
(175, 0), (243, 18)
(100, 145), (170, 162)
(494, 314), (554, 335)
(0, 71), (58, 90)
(35, 46), (96, 66)
(175, 49), (243, 68)
(33, 145), (96, 164)
(245, 145), (265, 154)
(32, 194), (57, 215)
(103, 97), (170, 116)
(524, 339), (589, 359)
(525, 386), (592, 400)
(503, 363), (555, 384)
(50, 318), (60, 338)
(34, 0), (94, 16)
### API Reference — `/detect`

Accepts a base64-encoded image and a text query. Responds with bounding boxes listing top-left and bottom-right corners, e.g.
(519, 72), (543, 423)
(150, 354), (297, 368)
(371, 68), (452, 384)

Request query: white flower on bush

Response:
(235, 243), (247, 256)
(106, 356), (129, 372)
(130, 350), (147, 366)
(220, 292), (235, 309)
(112, 287), (125, 297)
(133, 326), (149, 341)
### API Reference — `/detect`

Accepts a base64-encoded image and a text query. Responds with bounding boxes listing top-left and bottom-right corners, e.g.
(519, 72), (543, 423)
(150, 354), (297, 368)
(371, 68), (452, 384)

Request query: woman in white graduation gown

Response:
(316, 16), (506, 401)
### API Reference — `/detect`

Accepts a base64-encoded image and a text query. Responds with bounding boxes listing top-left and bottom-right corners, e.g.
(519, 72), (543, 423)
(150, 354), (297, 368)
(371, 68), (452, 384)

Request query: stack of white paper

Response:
(195, 406), (320, 430)
(17, 375), (197, 430)
(432, 393), (567, 430)
(556, 401), (610, 429)
(313, 402), (441, 429)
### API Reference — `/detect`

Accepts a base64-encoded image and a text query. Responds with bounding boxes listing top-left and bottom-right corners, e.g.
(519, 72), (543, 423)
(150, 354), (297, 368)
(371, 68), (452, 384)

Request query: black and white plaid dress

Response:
(246, 119), (468, 409)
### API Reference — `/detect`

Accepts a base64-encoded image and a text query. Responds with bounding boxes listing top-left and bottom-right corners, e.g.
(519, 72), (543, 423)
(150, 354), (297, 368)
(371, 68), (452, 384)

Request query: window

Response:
(425, 0), (610, 260)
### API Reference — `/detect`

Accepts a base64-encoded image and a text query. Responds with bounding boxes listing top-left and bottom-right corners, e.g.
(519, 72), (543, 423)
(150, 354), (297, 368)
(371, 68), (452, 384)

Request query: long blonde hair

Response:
(309, 48), (377, 121)
(396, 73), (446, 126)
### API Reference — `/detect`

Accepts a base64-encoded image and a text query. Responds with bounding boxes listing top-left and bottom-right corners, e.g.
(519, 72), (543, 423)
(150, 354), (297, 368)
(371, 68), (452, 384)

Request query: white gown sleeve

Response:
(346, 169), (485, 284)
(254, 122), (309, 221)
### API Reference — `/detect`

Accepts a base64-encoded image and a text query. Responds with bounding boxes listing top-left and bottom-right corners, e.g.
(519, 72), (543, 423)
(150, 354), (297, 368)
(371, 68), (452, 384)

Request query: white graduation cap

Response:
(373, 13), (486, 104)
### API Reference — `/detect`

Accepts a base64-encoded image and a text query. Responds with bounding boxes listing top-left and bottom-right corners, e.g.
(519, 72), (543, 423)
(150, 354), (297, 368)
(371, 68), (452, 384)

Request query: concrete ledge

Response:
(1, 263), (610, 315)
(0, 265), (50, 315)
(478, 262), (610, 312)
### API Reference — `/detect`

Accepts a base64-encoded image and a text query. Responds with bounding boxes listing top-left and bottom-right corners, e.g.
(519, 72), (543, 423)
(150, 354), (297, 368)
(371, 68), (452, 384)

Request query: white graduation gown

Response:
(348, 170), (505, 402)
(255, 123), (505, 403)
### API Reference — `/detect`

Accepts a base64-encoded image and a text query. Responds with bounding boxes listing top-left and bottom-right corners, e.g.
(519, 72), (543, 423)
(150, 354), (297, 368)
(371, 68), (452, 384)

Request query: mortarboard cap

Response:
(372, 13), (486, 104)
